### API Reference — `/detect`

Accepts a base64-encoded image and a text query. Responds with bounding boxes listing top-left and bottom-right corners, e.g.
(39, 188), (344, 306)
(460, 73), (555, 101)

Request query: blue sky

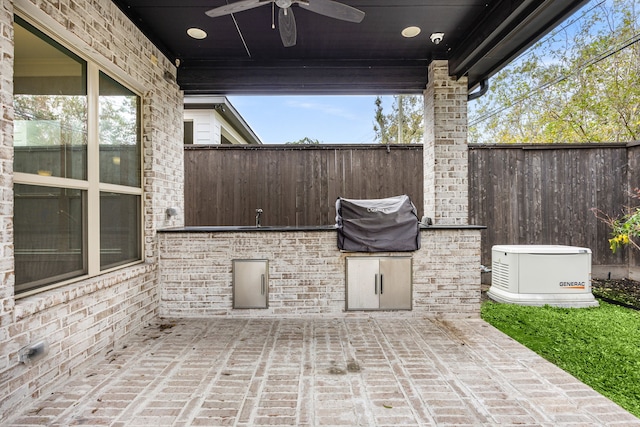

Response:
(228, 95), (392, 144)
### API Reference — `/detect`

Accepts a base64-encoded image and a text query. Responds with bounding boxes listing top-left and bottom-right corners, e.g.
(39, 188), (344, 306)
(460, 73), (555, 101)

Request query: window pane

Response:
(99, 73), (141, 187)
(100, 193), (141, 269)
(13, 19), (87, 180)
(14, 184), (86, 293)
(184, 121), (194, 144)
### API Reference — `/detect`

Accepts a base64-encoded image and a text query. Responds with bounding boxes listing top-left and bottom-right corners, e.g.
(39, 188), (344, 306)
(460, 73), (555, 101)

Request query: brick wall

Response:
(424, 60), (469, 225)
(0, 0), (184, 421)
(0, 0), (17, 407)
(158, 229), (482, 319)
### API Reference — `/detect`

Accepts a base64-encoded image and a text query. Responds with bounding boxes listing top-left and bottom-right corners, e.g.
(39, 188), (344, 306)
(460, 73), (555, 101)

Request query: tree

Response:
(373, 95), (424, 144)
(285, 137), (321, 144)
(99, 95), (139, 146)
(469, 0), (640, 144)
(14, 95), (87, 146)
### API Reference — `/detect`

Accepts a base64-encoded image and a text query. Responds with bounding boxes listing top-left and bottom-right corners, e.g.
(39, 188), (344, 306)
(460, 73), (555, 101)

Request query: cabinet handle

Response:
(380, 274), (384, 294)
(261, 274), (265, 295)
(374, 273), (378, 294)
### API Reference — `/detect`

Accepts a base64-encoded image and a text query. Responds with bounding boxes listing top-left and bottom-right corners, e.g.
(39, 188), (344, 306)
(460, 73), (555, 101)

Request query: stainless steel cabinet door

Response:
(379, 257), (412, 310)
(346, 257), (412, 310)
(233, 259), (268, 309)
(346, 257), (380, 310)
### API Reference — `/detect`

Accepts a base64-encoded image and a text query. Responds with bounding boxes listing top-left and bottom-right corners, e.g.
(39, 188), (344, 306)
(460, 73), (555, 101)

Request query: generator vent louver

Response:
(491, 259), (510, 291)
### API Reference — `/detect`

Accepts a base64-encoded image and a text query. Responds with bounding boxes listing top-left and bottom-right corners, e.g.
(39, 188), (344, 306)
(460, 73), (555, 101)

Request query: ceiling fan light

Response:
(187, 28), (207, 39)
(275, 0), (293, 8)
(401, 26), (421, 38)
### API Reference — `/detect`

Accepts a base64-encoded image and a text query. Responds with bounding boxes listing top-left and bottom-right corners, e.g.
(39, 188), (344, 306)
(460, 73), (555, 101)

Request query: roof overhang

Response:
(112, 0), (589, 95)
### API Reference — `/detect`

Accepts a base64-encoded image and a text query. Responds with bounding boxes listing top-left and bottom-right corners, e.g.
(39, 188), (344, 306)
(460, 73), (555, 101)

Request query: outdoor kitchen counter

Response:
(158, 224), (486, 232)
(157, 224), (485, 319)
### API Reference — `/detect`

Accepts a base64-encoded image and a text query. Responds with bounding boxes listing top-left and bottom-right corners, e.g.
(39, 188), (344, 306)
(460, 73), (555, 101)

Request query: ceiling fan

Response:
(205, 0), (365, 47)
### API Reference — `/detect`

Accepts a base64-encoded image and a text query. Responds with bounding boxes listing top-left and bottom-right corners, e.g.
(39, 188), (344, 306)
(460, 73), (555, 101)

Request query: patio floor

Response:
(5, 317), (639, 426)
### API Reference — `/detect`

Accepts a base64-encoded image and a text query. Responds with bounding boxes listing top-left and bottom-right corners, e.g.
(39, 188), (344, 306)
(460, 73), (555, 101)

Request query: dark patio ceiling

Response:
(112, 0), (588, 95)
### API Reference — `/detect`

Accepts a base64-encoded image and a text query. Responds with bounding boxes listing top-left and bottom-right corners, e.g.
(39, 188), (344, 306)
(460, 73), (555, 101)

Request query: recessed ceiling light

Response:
(402, 26), (421, 38)
(187, 28), (207, 40)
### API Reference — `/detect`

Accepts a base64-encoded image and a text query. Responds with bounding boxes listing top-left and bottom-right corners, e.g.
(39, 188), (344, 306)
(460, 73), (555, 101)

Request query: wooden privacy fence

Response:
(184, 144), (424, 227)
(184, 142), (640, 269)
(469, 143), (640, 270)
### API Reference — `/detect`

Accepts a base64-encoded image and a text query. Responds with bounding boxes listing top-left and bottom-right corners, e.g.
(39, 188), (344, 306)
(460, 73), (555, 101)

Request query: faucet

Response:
(255, 208), (263, 227)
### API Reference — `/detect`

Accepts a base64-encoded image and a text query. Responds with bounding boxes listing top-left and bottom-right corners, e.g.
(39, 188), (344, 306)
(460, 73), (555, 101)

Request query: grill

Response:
(335, 195), (420, 252)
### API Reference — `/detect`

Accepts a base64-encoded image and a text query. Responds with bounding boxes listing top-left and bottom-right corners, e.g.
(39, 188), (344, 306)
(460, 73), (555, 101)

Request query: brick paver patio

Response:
(5, 318), (639, 426)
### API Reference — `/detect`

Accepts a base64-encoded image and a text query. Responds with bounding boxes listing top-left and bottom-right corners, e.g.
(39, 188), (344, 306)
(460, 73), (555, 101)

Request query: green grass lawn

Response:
(481, 300), (640, 418)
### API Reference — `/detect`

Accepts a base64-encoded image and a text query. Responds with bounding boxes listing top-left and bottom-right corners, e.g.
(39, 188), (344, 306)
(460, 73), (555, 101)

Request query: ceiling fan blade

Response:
(298, 0), (365, 23)
(206, 0), (270, 18)
(278, 8), (297, 47)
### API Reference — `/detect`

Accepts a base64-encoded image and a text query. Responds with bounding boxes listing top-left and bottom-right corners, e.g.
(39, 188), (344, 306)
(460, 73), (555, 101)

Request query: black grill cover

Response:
(335, 195), (420, 252)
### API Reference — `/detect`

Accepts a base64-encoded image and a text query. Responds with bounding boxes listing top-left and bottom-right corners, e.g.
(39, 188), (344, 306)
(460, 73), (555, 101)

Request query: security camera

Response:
(430, 32), (444, 45)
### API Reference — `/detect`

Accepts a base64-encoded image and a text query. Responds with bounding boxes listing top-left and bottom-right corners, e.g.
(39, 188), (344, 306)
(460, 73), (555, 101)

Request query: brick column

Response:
(423, 60), (469, 225)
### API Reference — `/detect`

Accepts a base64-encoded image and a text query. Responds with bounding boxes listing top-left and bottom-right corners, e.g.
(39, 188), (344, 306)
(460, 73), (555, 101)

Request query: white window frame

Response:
(14, 9), (145, 297)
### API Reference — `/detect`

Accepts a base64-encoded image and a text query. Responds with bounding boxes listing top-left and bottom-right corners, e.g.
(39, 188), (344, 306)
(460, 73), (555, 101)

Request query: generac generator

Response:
(488, 245), (598, 308)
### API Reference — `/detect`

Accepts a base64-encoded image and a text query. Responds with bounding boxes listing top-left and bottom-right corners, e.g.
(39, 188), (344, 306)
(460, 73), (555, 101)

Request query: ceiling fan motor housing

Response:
(275, 0), (293, 8)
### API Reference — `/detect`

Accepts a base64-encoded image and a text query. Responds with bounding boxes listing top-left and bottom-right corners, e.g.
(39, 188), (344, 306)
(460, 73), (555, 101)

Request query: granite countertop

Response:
(158, 224), (486, 232)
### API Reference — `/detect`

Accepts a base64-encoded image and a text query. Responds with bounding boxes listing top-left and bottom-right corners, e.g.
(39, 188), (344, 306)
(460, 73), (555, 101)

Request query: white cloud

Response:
(284, 97), (360, 121)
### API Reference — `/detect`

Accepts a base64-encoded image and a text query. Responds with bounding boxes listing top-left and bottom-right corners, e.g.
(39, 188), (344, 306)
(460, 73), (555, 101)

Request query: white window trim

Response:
(14, 173), (90, 191)
(13, 8), (146, 295)
(87, 62), (101, 276)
